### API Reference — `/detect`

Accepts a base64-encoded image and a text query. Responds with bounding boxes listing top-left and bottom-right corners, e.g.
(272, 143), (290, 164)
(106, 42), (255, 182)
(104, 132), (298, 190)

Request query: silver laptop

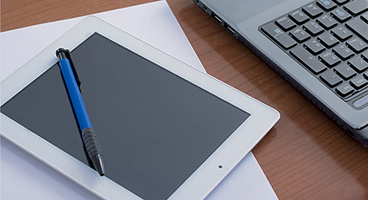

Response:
(194, 0), (368, 145)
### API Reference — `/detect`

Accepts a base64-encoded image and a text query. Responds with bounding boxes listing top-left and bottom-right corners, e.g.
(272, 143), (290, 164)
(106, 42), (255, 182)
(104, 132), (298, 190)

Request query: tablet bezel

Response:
(0, 16), (279, 199)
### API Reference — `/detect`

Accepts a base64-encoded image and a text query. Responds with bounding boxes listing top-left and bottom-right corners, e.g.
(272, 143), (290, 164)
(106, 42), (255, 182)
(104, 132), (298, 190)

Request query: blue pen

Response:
(56, 48), (105, 176)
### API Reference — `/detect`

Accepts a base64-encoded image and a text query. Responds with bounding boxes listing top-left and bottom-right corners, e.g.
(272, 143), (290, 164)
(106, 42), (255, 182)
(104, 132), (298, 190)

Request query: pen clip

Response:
(63, 49), (82, 92)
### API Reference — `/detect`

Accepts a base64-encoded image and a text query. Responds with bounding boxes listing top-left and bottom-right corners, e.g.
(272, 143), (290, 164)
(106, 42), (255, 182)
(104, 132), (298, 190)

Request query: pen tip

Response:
(92, 154), (105, 176)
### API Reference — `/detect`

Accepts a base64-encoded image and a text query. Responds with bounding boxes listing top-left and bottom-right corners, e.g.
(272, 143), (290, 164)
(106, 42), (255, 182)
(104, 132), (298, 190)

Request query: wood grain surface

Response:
(2, 0), (368, 199)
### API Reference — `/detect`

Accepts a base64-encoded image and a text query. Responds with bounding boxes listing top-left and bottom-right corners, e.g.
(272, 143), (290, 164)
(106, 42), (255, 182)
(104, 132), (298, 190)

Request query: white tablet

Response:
(0, 16), (279, 200)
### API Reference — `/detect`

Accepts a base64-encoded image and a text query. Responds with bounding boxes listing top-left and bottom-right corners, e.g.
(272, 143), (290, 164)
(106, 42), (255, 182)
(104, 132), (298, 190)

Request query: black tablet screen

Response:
(1, 33), (250, 200)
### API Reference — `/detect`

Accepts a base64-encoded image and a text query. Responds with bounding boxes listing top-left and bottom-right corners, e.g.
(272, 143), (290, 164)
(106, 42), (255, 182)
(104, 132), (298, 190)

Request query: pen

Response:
(56, 48), (105, 176)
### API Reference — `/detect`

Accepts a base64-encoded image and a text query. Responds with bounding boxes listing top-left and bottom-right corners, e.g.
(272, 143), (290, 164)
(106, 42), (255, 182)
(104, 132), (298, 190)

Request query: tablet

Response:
(0, 16), (279, 199)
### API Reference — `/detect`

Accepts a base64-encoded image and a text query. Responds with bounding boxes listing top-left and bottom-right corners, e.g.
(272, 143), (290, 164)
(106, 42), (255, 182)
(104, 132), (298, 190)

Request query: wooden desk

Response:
(2, 0), (368, 199)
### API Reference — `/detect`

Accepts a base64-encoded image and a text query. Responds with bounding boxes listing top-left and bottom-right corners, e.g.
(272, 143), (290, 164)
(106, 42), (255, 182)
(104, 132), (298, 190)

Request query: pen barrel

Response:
(82, 128), (103, 159)
(59, 58), (92, 130)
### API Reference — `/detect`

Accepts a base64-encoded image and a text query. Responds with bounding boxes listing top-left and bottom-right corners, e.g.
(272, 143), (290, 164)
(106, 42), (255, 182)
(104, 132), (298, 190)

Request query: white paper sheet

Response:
(0, 1), (278, 199)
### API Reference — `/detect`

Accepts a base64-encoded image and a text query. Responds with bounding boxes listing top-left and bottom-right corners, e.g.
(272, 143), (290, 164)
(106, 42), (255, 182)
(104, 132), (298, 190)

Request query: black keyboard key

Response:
(316, 14), (338, 29)
(303, 21), (324, 36)
(302, 3), (324, 18)
(276, 16), (297, 31)
(350, 75), (368, 89)
(365, 71), (368, 78)
(289, 10), (310, 24)
(331, 26), (353, 41)
(320, 69), (343, 87)
(290, 45), (327, 74)
(318, 31), (339, 48)
(333, 44), (355, 60)
(335, 62), (357, 79)
(319, 51), (341, 67)
(348, 56), (368, 72)
(346, 18), (368, 43)
(362, 50), (368, 61)
(332, 0), (349, 5)
(336, 82), (355, 97)
(304, 39), (326, 54)
(290, 28), (311, 42)
(331, 8), (352, 22)
(346, 37), (368, 53)
(344, 0), (368, 15)
(261, 23), (297, 49)
(362, 12), (368, 23)
(317, 0), (337, 10)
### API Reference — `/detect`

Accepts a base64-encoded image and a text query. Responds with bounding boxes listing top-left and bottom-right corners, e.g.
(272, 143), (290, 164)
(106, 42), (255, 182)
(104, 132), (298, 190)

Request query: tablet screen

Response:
(1, 33), (250, 199)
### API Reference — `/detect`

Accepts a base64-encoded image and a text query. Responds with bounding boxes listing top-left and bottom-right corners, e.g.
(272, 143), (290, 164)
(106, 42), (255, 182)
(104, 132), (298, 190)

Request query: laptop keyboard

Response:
(260, 0), (368, 105)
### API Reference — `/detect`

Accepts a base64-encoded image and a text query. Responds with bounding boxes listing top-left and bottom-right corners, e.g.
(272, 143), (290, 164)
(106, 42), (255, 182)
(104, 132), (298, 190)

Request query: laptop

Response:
(193, 0), (368, 146)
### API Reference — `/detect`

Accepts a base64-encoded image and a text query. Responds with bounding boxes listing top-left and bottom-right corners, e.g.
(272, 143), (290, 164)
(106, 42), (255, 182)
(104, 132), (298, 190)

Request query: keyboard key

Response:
(304, 39), (326, 54)
(261, 23), (297, 49)
(317, 0), (337, 11)
(353, 93), (368, 107)
(362, 12), (368, 23)
(344, 0), (368, 15)
(320, 69), (343, 87)
(318, 31), (339, 48)
(332, 0), (349, 5)
(333, 44), (355, 60)
(346, 18), (368, 43)
(290, 28), (311, 42)
(290, 45), (327, 74)
(348, 56), (368, 72)
(319, 51), (341, 67)
(362, 50), (368, 61)
(331, 8), (352, 22)
(331, 26), (353, 41)
(346, 37), (368, 53)
(302, 3), (324, 18)
(289, 10), (310, 24)
(276, 16), (296, 31)
(336, 82), (355, 97)
(350, 75), (368, 89)
(364, 71), (368, 78)
(303, 21), (324, 36)
(317, 14), (338, 29)
(335, 62), (357, 79)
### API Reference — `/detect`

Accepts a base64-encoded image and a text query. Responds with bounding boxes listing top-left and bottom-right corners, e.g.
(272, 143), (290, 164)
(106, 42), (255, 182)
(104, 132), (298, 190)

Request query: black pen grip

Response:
(82, 127), (103, 157)
(82, 127), (105, 175)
